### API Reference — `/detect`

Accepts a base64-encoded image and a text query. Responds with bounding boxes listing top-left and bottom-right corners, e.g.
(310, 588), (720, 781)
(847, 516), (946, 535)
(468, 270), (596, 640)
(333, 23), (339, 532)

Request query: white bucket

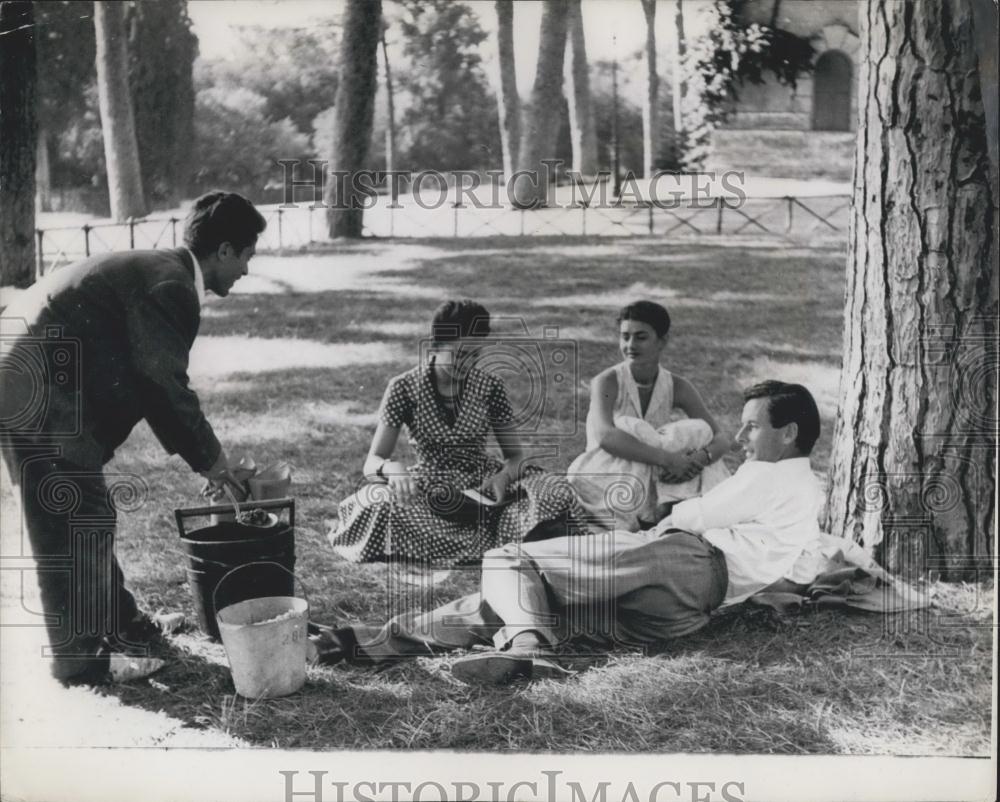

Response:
(217, 596), (309, 698)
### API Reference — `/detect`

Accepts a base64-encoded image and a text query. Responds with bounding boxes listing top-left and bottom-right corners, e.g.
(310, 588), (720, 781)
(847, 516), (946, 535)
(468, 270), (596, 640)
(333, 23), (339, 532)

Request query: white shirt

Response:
(187, 248), (205, 307)
(665, 457), (823, 605)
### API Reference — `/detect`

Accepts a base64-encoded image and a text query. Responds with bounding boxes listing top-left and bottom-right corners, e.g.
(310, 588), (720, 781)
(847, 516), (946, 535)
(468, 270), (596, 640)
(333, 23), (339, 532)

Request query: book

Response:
(461, 488), (521, 508)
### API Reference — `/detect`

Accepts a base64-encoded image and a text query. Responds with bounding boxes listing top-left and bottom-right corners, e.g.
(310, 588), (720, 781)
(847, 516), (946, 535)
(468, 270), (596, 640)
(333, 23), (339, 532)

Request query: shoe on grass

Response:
(450, 651), (573, 686)
(107, 654), (166, 683)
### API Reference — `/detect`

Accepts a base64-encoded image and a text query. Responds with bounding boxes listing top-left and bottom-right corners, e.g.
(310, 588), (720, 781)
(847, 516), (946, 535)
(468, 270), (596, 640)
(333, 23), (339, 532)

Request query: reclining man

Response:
(311, 380), (824, 684)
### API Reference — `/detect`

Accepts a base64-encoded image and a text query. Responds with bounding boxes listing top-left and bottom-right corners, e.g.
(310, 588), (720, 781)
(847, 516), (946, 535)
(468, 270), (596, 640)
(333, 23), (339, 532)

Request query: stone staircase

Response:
(705, 129), (856, 181)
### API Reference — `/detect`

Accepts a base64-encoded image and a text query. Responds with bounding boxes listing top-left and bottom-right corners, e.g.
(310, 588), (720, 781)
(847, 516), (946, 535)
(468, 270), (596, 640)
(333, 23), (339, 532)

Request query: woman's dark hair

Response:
(743, 380), (821, 455)
(617, 301), (671, 338)
(430, 299), (491, 343)
(183, 191), (267, 258)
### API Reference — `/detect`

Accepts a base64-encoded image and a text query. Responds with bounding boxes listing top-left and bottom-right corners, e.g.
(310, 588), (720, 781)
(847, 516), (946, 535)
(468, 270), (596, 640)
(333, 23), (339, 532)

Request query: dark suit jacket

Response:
(0, 248), (221, 471)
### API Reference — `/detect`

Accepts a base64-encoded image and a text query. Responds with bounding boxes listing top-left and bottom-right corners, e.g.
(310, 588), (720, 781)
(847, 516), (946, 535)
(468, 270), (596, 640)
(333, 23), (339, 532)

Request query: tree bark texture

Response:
(565, 0), (597, 176)
(513, 0), (569, 207)
(640, 0), (660, 178)
(494, 0), (521, 178)
(825, 0), (998, 579)
(325, 0), (381, 239)
(94, 0), (147, 221)
(0, 0), (37, 287)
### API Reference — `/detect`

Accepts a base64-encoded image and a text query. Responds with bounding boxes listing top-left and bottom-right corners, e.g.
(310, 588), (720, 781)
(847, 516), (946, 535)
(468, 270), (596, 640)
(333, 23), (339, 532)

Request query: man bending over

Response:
(311, 380), (824, 684)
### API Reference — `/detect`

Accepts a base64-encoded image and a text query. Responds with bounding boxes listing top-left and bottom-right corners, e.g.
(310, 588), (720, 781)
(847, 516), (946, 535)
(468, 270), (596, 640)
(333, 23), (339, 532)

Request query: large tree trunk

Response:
(565, 0), (597, 177)
(494, 0), (521, 178)
(0, 1), (37, 287)
(825, 0), (998, 580)
(94, 0), (147, 221)
(325, 0), (381, 239)
(640, 0), (659, 178)
(512, 0), (569, 208)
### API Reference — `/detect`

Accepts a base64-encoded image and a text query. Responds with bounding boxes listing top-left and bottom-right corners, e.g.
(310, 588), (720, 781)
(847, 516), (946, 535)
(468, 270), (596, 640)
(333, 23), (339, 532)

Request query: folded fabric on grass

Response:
(748, 533), (931, 615)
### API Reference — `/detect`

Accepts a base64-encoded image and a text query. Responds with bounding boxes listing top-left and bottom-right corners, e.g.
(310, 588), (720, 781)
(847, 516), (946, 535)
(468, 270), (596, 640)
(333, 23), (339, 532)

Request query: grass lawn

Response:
(1, 236), (992, 754)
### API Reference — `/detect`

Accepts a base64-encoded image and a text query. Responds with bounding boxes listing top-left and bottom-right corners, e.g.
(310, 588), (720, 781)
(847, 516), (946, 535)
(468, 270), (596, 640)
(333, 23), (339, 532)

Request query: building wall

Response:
(706, 0), (861, 179)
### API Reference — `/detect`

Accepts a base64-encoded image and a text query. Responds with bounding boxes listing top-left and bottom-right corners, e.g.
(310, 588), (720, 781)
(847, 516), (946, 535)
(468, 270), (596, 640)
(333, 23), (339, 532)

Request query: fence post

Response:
(129, 218), (136, 249)
(307, 206), (313, 243)
(647, 204), (654, 235)
(83, 224), (91, 257)
(581, 205), (587, 236)
(171, 217), (178, 247)
(277, 209), (284, 253)
(453, 203), (460, 237)
(716, 199), (724, 234)
(35, 229), (44, 278)
(785, 196), (794, 233)
(520, 208), (525, 237)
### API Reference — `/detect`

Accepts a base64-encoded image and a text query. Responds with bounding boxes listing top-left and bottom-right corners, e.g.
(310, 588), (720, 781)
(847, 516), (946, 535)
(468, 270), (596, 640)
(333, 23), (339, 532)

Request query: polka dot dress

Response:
(329, 364), (590, 566)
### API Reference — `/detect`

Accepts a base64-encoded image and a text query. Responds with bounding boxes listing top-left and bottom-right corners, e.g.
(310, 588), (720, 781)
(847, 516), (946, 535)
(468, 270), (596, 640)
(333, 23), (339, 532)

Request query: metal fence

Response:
(34, 193), (850, 275)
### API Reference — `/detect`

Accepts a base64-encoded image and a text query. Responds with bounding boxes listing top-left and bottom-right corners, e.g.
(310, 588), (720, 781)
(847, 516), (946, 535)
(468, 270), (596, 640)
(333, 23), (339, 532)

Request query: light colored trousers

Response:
(349, 529), (729, 661)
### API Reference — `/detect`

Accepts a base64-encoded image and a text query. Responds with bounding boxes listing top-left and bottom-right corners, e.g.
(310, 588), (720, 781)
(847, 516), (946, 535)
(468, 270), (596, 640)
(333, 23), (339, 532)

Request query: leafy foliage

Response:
(681, 0), (816, 168)
(192, 86), (310, 196)
(390, 0), (500, 172)
(197, 26), (340, 135)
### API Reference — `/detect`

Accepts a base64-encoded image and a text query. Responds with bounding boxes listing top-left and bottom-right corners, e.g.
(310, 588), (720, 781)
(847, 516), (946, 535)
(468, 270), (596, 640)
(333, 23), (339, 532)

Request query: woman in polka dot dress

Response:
(328, 300), (590, 566)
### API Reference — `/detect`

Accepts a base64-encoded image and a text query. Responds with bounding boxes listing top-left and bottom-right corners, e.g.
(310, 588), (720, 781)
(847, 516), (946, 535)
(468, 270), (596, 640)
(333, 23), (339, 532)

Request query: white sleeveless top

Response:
(584, 361), (675, 449)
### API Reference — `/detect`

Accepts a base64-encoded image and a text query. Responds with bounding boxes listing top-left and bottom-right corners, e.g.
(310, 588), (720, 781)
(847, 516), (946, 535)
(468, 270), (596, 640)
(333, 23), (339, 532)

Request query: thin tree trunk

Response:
(641, 0), (659, 178)
(380, 25), (397, 201)
(495, 0), (521, 178)
(0, 1), (37, 287)
(513, 0), (570, 208)
(36, 127), (52, 213)
(325, 0), (381, 238)
(968, 0), (998, 188)
(94, 0), (146, 221)
(565, 0), (597, 176)
(825, 0), (998, 579)
(671, 0), (686, 149)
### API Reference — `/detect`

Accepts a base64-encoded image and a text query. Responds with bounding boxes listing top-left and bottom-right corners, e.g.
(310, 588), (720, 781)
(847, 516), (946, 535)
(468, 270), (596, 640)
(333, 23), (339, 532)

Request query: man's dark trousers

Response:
(2, 446), (146, 680)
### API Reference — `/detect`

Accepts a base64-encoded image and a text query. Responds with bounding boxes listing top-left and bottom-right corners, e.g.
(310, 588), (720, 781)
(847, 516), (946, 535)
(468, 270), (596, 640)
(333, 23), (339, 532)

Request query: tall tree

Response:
(393, 0), (498, 172)
(325, 0), (381, 238)
(126, 0), (198, 208)
(94, 0), (146, 220)
(494, 0), (521, 177)
(565, 0), (597, 176)
(640, 0), (659, 178)
(513, 0), (570, 207)
(0, 1), (37, 287)
(825, 0), (998, 578)
(671, 0), (686, 157)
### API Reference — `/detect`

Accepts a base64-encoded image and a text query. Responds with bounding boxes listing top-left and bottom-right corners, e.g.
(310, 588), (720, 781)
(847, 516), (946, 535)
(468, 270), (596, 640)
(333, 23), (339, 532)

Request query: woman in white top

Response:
(568, 301), (732, 531)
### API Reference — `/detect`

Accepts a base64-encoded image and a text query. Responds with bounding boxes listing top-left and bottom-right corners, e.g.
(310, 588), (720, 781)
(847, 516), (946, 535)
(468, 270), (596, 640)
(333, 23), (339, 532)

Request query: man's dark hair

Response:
(183, 191), (267, 258)
(430, 299), (491, 343)
(617, 300), (671, 338)
(743, 380), (821, 455)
